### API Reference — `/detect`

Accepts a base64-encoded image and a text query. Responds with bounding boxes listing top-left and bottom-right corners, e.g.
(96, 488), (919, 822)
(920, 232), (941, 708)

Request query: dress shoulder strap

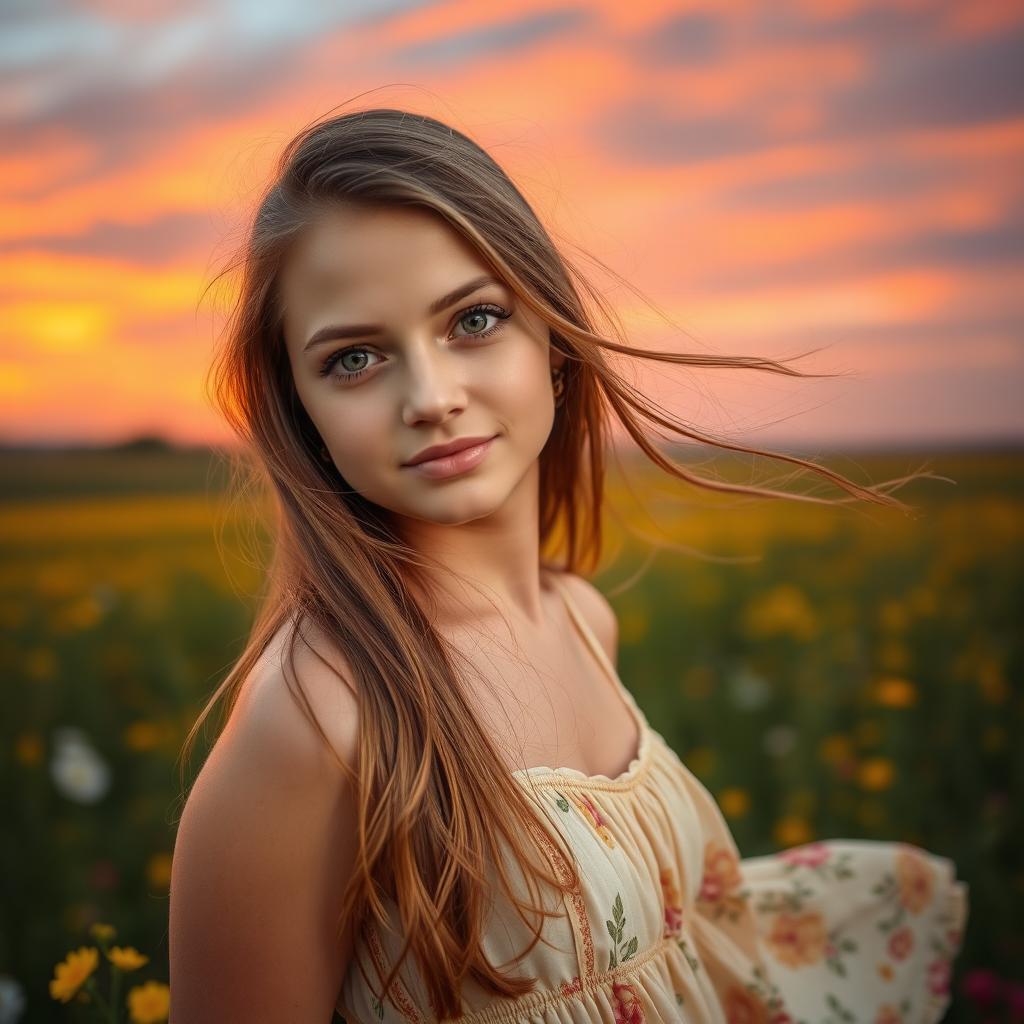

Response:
(546, 571), (623, 690)
(545, 570), (651, 763)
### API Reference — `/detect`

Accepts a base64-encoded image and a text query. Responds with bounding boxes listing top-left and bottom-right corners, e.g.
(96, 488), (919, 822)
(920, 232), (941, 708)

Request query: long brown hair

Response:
(179, 102), (936, 1019)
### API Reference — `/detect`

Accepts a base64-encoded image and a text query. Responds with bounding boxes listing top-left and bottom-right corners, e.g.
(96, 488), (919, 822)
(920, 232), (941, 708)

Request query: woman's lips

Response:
(402, 435), (497, 480)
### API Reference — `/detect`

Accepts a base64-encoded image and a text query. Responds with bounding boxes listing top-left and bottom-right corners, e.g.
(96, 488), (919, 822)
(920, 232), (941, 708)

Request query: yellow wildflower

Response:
(741, 584), (818, 642)
(858, 757), (895, 791)
(878, 600), (909, 633)
(14, 732), (43, 766)
(108, 946), (149, 970)
(49, 946), (99, 1003)
(24, 647), (57, 681)
(89, 922), (117, 942)
(128, 979), (171, 1023)
(978, 656), (1009, 704)
(718, 787), (751, 818)
(123, 720), (164, 752)
(687, 746), (715, 778)
(146, 852), (173, 889)
(774, 815), (814, 847)
(51, 595), (104, 633)
(873, 677), (918, 709)
(818, 733), (853, 764)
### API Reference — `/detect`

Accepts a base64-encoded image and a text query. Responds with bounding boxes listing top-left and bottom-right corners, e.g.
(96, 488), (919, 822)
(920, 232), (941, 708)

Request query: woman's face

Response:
(279, 203), (563, 527)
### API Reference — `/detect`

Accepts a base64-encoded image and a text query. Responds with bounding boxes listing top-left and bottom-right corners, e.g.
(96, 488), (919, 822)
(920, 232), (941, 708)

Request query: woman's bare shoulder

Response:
(230, 614), (361, 778)
(554, 571), (619, 667)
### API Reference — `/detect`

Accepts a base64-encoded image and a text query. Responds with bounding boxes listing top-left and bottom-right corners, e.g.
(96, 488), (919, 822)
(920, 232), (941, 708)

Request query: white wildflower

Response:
(50, 727), (111, 804)
(763, 724), (797, 758)
(0, 974), (26, 1024)
(728, 666), (772, 711)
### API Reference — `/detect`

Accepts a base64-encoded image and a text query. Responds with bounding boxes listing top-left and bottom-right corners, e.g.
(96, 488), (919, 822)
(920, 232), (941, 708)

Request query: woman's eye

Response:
(453, 304), (509, 337)
(338, 350), (375, 374)
(318, 302), (511, 383)
(317, 347), (379, 381)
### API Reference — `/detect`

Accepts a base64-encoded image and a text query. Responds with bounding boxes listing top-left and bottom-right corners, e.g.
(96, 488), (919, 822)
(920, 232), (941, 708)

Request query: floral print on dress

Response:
(568, 790), (616, 848)
(738, 840), (965, 1022)
(764, 910), (830, 967)
(875, 1005), (909, 1024)
(723, 983), (771, 1024)
(887, 849), (958, 1012)
(605, 892), (639, 969)
(919, 920), (961, 1010)
(763, 909), (861, 984)
(751, 842), (861, 978)
(340, 766), (967, 1023)
(888, 925), (914, 962)
(659, 866), (684, 938)
(776, 842), (854, 881)
(777, 842), (831, 869)
(895, 846), (934, 913)
(697, 840), (750, 923)
(661, 863), (702, 984)
(611, 980), (645, 1024)
(725, 965), (793, 1024)
(874, 845), (938, 936)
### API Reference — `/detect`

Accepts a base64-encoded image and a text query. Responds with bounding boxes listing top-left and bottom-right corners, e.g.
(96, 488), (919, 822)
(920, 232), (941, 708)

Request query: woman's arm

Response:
(168, 642), (361, 1022)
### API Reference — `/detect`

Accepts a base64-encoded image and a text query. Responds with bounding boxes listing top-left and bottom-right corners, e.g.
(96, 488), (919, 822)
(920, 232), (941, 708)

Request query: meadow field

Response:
(1, 442), (1020, 1022)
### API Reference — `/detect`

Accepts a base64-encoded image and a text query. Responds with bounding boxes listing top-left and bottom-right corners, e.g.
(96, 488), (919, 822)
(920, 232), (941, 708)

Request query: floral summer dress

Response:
(335, 573), (969, 1023)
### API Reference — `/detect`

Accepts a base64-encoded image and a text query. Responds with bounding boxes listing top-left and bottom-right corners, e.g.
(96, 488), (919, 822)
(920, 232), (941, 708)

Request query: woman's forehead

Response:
(284, 206), (487, 302)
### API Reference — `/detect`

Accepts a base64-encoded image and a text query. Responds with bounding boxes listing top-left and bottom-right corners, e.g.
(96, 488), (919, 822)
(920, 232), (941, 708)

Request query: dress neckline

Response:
(510, 572), (653, 790)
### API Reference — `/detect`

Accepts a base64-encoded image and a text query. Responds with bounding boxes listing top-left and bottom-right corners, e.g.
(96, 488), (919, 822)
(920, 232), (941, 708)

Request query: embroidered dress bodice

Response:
(335, 573), (969, 1023)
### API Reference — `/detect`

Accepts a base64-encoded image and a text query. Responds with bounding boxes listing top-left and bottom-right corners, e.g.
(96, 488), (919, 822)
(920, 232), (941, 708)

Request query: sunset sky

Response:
(2, 0), (1022, 450)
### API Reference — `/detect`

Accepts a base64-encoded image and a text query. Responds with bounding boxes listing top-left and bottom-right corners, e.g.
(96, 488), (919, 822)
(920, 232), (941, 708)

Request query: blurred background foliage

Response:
(1, 442), (1020, 1021)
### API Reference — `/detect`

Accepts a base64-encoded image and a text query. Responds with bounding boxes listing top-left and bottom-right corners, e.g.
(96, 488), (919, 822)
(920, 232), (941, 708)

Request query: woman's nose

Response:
(400, 343), (467, 425)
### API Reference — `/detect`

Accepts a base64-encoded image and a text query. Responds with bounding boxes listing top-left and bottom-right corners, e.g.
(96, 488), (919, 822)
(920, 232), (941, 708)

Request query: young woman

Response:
(168, 107), (968, 1023)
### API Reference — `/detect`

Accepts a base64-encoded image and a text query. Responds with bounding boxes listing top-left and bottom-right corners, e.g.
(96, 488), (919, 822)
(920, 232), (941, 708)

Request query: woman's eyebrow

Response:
(303, 274), (502, 353)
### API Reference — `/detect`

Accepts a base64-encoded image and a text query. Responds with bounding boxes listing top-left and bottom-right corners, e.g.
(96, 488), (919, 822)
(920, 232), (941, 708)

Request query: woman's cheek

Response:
(487, 336), (551, 409)
(325, 422), (385, 485)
